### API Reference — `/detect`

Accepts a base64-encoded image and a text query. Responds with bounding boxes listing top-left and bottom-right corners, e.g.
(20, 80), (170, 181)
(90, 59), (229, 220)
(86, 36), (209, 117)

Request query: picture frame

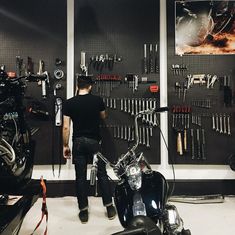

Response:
(175, 0), (235, 55)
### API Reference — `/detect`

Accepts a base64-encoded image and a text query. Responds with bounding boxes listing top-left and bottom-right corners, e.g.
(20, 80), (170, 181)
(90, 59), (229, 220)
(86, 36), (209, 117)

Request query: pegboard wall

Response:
(0, 0), (67, 165)
(74, 0), (161, 164)
(167, 0), (235, 165)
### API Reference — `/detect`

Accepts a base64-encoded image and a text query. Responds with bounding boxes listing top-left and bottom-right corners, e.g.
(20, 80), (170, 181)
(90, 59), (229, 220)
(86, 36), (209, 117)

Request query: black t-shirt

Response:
(63, 94), (105, 140)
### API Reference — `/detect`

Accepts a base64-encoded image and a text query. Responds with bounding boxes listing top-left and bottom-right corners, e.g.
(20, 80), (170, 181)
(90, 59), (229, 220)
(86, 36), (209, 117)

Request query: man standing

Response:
(62, 75), (116, 223)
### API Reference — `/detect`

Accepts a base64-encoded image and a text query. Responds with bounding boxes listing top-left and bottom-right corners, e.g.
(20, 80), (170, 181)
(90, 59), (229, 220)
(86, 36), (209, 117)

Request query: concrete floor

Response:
(19, 196), (235, 235)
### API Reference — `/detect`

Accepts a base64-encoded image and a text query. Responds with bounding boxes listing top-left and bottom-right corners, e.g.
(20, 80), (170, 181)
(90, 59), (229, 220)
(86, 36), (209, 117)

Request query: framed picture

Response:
(175, 0), (235, 55)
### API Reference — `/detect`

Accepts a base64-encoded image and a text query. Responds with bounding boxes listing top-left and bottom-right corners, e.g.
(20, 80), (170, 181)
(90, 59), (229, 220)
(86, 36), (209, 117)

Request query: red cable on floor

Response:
(30, 176), (48, 235)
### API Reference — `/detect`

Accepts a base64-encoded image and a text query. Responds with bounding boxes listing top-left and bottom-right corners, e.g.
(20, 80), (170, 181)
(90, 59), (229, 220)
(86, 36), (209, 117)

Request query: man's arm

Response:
(63, 115), (71, 159)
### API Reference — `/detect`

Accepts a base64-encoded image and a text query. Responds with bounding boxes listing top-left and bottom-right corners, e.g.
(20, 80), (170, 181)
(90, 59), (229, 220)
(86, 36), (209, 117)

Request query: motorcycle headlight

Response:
(126, 164), (142, 190)
(165, 205), (183, 233)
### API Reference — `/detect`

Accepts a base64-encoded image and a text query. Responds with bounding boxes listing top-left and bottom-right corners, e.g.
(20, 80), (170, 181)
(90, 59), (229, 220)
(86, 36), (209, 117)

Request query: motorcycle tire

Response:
(181, 229), (191, 235)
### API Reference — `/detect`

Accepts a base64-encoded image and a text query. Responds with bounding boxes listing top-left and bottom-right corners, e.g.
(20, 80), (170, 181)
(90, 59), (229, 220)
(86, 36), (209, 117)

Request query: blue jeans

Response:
(72, 137), (113, 210)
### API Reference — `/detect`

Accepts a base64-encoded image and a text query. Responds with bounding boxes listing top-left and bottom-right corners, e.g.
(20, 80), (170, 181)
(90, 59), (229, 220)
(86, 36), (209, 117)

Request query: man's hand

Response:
(63, 145), (71, 159)
(63, 115), (71, 159)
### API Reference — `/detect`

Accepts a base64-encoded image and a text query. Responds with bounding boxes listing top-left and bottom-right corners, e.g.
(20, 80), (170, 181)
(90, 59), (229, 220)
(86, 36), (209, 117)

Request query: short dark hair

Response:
(76, 74), (94, 89)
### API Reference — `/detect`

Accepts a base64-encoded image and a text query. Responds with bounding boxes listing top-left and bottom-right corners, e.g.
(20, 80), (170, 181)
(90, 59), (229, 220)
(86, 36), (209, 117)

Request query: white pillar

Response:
(67, 0), (74, 99)
(159, 0), (168, 168)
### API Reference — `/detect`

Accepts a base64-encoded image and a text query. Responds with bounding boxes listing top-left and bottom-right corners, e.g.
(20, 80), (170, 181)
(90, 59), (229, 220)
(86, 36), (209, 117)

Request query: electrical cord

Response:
(157, 123), (176, 197)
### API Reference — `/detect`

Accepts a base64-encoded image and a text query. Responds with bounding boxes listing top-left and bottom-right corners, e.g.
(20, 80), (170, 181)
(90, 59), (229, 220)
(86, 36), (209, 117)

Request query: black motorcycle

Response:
(0, 68), (47, 185)
(90, 108), (191, 235)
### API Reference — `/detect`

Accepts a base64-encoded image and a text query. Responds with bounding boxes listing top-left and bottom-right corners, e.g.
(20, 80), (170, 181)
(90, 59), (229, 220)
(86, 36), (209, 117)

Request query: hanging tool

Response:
(175, 82), (181, 98)
(183, 81), (188, 102)
(223, 75), (232, 107)
(212, 113), (216, 130)
(37, 60), (50, 99)
(177, 131), (183, 156)
(227, 114), (231, 135)
(155, 44), (159, 73)
(206, 74), (218, 88)
(80, 51), (88, 75)
(54, 69), (64, 80)
(143, 44), (148, 74)
(55, 98), (63, 126)
(201, 129), (206, 160)
(223, 114), (227, 134)
(149, 44), (154, 73)
(191, 129), (195, 160)
(196, 129), (201, 159)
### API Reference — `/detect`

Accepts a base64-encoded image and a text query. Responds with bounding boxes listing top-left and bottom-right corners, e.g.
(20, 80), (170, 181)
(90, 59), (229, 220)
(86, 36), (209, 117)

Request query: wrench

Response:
(142, 126), (146, 146)
(223, 114), (227, 134)
(201, 129), (206, 160)
(145, 99), (150, 123)
(216, 113), (219, 132)
(113, 125), (117, 138)
(120, 98), (123, 111)
(127, 98), (131, 114)
(117, 126), (120, 138)
(128, 126), (131, 141)
(196, 129), (201, 159)
(131, 99), (135, 116)
(219, 114), (223, 134)
(227, 115), (231, 135)
(212, 114), (215, 130)
(139, 126), (142, 144)
(124, 98), (127, 112)
(120, 126), (124, 139)
(191, 129), (195, 160)
(124, 126), (127, 140)
(146, 127), (150, 148)
(138, 98), (142, 112)
(135, 98), (138, 115)
(142, 99), (146, 122)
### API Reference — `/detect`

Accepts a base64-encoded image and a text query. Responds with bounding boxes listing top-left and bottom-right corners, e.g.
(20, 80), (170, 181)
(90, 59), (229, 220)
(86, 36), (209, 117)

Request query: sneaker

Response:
(106, 205), (116, 220)
(78, 209), (89, 224)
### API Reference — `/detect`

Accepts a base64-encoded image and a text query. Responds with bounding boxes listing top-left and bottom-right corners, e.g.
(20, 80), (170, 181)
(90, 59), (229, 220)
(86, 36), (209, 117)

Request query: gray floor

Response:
(19, 196), (235, 235)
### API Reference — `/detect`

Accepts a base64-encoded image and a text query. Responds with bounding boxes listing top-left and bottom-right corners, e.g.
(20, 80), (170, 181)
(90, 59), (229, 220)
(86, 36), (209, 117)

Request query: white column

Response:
(65, 0), (75, 172)
(159, 0), (168, 168)
(67, 0), (74, 99)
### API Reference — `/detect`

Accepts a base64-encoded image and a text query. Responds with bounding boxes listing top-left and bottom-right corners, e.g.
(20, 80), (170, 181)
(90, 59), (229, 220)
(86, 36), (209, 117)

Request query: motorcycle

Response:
(90, 107), (191, 235)
(0, 68), (47, 186)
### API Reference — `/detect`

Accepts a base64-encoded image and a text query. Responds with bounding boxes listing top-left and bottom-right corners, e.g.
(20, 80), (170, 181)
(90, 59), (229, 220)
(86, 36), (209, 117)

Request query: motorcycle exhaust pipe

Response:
(90, 154), (98, 186)
(90, 166), (97, 186)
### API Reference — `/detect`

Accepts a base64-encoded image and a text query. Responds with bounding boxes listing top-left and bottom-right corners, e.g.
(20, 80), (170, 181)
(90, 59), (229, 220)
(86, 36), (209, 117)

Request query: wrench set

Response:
(92, 71), (160, 152)
(172, 106), (233, 159)
(211, 113), (231, 136)
(171, 64), (188, 76)
(191, 99), (212, 109)
(103, 97), (159, 127)
(143, 43), (159, 74)
(101, 124), (154, 148)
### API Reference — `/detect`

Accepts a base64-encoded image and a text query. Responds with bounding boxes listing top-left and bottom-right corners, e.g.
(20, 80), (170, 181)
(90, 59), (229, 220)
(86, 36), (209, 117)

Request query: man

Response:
(62, 75), (116, 223)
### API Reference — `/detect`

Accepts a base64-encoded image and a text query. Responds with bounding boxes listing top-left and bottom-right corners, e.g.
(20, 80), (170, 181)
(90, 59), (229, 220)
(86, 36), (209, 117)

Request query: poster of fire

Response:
(175, 0), (235, 55)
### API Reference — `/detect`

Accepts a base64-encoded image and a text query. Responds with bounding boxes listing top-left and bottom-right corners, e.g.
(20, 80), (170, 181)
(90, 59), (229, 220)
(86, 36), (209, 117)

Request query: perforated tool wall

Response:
(0, 0), (67, 165)
(167, 0), (235, 165)
(74, 0), (161, 163)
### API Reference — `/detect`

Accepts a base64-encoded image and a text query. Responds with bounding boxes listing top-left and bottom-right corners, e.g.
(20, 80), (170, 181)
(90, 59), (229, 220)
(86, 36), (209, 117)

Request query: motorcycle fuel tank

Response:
(114, 171), (169, 228)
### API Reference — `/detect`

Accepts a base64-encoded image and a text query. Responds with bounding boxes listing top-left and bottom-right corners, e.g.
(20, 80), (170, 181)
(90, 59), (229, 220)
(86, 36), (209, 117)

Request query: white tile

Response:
(19, 196), (235, 235)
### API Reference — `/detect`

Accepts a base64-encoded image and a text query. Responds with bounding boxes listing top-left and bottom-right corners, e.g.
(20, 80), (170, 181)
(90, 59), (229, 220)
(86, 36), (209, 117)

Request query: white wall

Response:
(32, 0), (235, 181)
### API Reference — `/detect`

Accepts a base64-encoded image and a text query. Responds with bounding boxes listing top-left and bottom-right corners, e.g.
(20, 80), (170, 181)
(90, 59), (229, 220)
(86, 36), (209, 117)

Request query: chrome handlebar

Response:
(90, 107), (168, 181)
